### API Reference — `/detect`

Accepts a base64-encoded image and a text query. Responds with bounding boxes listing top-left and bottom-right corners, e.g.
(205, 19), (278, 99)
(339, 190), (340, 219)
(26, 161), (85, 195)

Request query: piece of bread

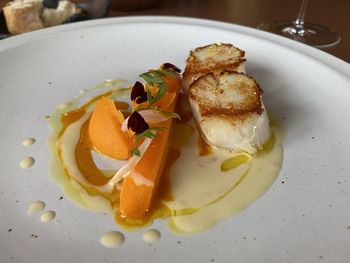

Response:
(41, 1), (80, 27)
(2, 0), (81, 34)
(182, 43), (246, 92)
(3, 0), (44, 34)
(188, 71), (270, 154)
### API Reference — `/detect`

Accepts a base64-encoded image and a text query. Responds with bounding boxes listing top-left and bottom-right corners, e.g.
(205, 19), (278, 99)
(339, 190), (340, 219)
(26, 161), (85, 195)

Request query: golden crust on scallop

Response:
(188, 71), (263, 120)
(182, 43), (245, 90)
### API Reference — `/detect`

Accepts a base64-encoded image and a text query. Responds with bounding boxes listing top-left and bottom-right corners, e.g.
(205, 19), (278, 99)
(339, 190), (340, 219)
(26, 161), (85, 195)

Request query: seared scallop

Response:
(188, 71), (270, 154)
(182, 43), (246, 92)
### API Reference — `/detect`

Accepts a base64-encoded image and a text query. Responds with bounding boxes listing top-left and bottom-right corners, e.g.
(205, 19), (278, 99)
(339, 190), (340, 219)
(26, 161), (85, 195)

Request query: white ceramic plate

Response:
(1, 16), (349, 263)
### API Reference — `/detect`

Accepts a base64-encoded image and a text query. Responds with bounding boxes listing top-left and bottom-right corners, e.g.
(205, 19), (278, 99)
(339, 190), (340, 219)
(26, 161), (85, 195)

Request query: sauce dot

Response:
(58, 103), (72, 110)
(22, 138), (36, 146)
(100, 231), (125, 248)
(19, 157), (35, 169)
(27, 201), (46, 215)
(142, 229), (161, 243)
(40, 210), (56, 222)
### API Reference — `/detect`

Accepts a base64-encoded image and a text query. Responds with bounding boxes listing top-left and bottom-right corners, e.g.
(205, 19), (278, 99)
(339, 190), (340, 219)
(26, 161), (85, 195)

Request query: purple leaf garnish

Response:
(127, 111), (149, 134)
(130, 81), (148, 104)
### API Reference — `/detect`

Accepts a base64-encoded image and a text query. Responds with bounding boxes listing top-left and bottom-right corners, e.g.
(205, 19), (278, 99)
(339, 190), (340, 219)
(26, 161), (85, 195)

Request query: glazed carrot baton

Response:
(119, 73), (181, 219)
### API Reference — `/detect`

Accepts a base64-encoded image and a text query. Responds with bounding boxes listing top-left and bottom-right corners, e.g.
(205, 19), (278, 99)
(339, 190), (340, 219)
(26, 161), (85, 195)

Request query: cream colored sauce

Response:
(57, 112), (100, 188)
(22, 138), (36, 146)
(142, 229), (161, 243)
(19, 157), (35, 169)
(166, 127), (283, 234)
(100, 231), (125, 248)
(164, 121), (251, 211)
(27, 201), (45, 215)
(40, 210), (56, 222)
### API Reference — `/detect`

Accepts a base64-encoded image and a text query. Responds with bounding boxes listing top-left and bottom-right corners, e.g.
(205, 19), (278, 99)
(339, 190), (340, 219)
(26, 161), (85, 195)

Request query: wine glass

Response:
(258, 0), (341, 48)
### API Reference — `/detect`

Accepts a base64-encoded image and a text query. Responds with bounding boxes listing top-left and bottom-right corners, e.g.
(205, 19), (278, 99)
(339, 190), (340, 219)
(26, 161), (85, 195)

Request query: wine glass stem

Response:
(294, 0), (308, 33)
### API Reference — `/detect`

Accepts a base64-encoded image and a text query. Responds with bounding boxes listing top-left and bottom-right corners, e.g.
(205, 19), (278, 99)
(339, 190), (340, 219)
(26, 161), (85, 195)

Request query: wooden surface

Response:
(108, 0), (350, 63)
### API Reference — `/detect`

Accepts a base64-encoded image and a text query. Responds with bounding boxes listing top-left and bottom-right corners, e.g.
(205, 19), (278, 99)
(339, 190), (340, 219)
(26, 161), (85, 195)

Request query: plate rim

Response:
(0, 15), (349, 78)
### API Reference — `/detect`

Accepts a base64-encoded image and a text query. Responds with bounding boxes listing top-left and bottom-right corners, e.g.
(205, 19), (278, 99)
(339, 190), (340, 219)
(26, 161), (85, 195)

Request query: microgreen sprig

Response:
(139, 69), (178, 108)
(130, 127), (165, 157)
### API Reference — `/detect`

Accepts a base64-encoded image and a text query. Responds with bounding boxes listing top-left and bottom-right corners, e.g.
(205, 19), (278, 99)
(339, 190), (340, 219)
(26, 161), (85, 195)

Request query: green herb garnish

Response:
(130, 127), (165, 157)
(139, 69), (178, 108)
